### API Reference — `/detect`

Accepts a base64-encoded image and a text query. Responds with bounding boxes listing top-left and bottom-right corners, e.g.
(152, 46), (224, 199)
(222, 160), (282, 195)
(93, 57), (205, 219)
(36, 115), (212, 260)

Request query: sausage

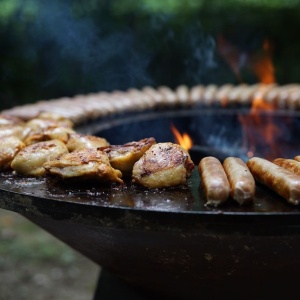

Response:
(202, 84), (218, 105)
(189, 85), (205, 105)
(198, 156), (230, 206)
(247, 157), (300, 205)
(157, 86), (177, 105)
(294, 155), (300, 163)
(223, 157), (255, 205)
(273, 158), (300, 176)
(175, 85), (189, 106)
(214, 84), (234, 107)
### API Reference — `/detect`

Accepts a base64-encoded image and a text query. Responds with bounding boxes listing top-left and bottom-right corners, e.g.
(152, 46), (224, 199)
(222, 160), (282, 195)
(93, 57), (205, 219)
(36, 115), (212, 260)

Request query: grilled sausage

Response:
(223, 157), (255, 205)
(157, 86), (177, 105)
(189, 85), (205, 105)
(214, 84), (234, 107)
(273, 158), (300, 176)
(247, 157), (300, 205)
(198, 156), (230, 206)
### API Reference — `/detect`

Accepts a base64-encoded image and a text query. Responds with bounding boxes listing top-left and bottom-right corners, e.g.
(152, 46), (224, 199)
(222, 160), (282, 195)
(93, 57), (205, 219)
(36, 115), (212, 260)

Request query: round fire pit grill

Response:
(2, 84), (300, 300)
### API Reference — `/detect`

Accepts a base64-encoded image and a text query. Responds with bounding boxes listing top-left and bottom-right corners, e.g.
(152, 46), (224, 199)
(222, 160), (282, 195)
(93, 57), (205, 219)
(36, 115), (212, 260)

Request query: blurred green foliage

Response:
(0, 0), (300, 110)
(0, 210), (76, 263)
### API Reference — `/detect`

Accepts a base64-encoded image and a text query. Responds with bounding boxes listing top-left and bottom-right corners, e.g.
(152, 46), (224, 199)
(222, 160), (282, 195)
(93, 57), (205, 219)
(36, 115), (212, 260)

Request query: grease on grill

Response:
(1, 170), (300, 214)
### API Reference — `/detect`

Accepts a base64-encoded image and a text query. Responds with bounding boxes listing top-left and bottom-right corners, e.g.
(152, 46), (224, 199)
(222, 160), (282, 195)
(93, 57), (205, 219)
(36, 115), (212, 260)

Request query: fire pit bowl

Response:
(1, 108), (300, 300)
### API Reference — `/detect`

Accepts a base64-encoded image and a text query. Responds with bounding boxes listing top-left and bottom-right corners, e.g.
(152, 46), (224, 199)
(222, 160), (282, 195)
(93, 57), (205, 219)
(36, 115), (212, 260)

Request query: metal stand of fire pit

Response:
(93, 269), (153, 300)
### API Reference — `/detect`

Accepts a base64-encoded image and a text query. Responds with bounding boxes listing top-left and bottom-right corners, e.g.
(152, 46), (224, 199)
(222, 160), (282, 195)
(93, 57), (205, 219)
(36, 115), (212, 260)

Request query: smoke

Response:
(184, 22), (218, 84)
(29, 0), (153, 93)
(1, 0), (220, 106)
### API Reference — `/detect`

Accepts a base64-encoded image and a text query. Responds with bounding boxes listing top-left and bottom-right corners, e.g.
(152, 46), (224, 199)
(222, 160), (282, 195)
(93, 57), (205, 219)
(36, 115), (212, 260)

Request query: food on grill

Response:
(223, 157), (255, 205)
(66, 133), (109, 152)
(11, 139), (69, 176)
(0, 124), (25, 139)
(276, 84), (299, 109)
(132, 142), (194, 188)
(273, 158), (300, 176)
(175, 85), (189, 105)
(38, 111), (74, 122)
(25, 117), (73, 132)
(189, 85), (204, 105)
(157, 86), (177, 105)
(100, 137), (156, 174)
(23, 117), (74, 145)
(202, 84), (218, 105)
(3, 84), (300, 125)
(294, 155), (300, 162)
(2, 83), (300, 202)
(247, 157), (300, 205)
(227, 84), (249, 105)
(0, 136), (26, 170)
(25, 126), (76, 145)
(142, 86), (165, 107)
(214, 84), (234, 106)
(43, 148), (123, 184)
(0, 114), (24, 125)
(198, 156), (230, 206)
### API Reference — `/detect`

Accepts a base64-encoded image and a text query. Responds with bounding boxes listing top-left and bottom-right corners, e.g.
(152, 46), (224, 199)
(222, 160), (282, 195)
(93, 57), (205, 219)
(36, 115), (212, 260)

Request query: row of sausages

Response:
(3, 83), (300, 125)
(199, 156), (300, 206)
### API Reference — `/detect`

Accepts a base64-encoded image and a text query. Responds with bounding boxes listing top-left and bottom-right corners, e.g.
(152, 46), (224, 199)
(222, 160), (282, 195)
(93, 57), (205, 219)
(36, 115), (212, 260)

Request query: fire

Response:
(217, 36), (276, 85)
(239, 38), (280, 159)
(253, 39), (276, 84)
(170, 124), (193, 150)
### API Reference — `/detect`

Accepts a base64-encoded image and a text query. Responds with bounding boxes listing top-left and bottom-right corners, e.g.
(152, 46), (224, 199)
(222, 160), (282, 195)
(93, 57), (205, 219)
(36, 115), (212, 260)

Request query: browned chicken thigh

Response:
(100, 137), (156, 174)
(132, 142), (194, 188)
(0, 114), (24, 126)
(11, 140), (69, 176)
(43, 148), (123, 184)
(0, 124), (25, 139)
(0, 136), (26, 170)
(25, 127), (76, 145)
(66, 133), (109, 152)
(23, 117), (74, 145)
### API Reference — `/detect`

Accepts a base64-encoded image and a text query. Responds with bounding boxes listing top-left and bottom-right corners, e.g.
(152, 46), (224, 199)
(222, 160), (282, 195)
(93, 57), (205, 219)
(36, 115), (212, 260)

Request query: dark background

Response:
(1, 0), (300, 110)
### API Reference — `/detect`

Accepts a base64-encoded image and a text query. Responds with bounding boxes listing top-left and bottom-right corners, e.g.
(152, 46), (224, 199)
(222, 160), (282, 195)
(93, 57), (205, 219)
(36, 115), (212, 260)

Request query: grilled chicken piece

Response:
(25, 117), (73, 131)
(0, 114), (24, 125)
(66, 133), (109, 152)
(11, 140), (69, 176)
(0, 136), (26, 170)
(100, 137), (156, 174)
(37, 112), (74, 123)
(44, 149), (123, 184)
(132, 142), (195, 188)
(0, 124), (25, 139)
(23, 117), (74, 144)
(25, 127), (76, 145)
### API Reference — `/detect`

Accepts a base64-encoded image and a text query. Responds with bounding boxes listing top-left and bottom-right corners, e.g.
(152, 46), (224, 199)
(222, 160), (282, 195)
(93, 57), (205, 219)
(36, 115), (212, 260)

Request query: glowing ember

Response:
(170, 125), (193, 151)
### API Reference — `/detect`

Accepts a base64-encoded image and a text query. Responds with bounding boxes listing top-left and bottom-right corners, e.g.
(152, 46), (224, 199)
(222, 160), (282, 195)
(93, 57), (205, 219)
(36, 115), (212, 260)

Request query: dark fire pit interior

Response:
(1, 108), (300, 299)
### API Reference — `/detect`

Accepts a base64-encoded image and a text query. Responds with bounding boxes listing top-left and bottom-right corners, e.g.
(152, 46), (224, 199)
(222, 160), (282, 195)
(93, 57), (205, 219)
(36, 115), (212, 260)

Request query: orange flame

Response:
(253, 39), (276, 84)
(239, 38), (280, 159)
(171, 125), (193, 150)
